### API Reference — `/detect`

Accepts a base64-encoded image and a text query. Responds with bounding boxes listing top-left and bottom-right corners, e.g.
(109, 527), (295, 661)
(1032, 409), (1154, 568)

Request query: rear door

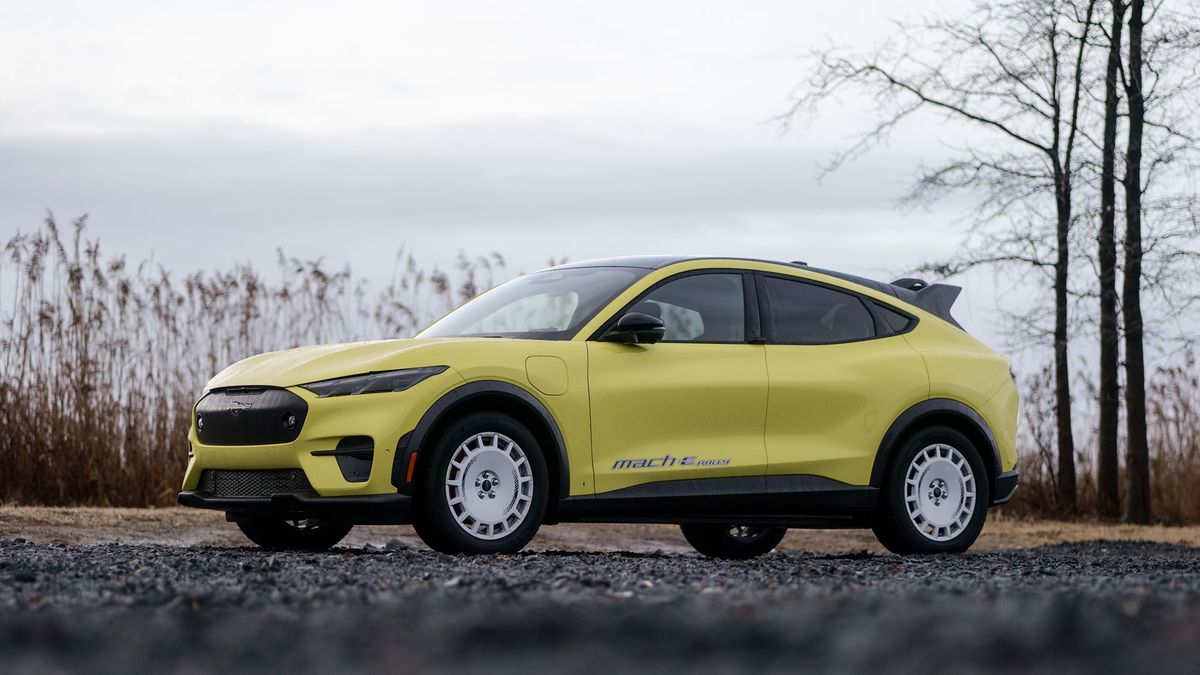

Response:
(587, 271), (769, 494)
(759, 274), (929, 487)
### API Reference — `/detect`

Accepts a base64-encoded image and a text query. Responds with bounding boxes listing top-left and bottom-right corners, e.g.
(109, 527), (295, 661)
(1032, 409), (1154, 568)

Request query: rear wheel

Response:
(680, 523), (787, 559)
(872, 425), (990, 554)
(236, 517), (352, 551)
(413, 412), (549, 555)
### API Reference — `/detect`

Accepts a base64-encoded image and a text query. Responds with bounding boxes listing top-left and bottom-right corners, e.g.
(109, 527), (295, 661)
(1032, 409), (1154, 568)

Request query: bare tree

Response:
(783, 0), (1097, 512)
(1138, 6), (1200, 344)
(1122, 0), (1152, 523)
(1118, 0), (1200, 523)
(1095, 0), (1126, 519)
(1082, 0), (1200, 521)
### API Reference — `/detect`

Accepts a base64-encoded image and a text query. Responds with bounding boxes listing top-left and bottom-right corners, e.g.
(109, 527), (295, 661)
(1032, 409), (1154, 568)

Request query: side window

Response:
(634, 274), (745, 343)
(765, 277), (875, 344)
(875, 303), (914, 334)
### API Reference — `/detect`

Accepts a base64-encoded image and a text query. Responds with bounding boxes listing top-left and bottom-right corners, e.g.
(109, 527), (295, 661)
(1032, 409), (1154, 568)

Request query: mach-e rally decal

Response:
(611, 454), (732, 470)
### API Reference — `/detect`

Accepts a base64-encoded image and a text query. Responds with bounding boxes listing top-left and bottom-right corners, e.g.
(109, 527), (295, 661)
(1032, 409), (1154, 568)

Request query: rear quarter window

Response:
(765, 277), (876, 344)
(875, 303), (915, 334)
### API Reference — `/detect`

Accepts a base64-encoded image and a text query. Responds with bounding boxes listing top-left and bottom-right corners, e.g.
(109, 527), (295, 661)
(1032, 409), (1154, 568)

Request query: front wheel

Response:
(680, 524), (787, 559)
(872, 425), (990, 555)
(236, 517), (352, 551)
(412, 412), (549, 555)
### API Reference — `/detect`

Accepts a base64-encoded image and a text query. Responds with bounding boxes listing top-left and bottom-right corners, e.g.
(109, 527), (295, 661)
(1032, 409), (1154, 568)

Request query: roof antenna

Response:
(790, 260), (808, 267)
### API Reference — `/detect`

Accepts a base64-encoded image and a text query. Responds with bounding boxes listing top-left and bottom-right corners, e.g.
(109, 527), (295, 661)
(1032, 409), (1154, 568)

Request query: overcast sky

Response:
(1, 1), (1022, 342)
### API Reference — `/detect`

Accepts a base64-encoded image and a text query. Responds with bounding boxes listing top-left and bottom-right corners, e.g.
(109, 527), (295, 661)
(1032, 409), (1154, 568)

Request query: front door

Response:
(587, 272), (769, 494)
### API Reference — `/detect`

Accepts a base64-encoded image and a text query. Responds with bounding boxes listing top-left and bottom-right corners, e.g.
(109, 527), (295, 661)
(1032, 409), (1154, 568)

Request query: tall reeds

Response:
(3, 216), (1197, 520)
(1005, 357), (1200, 523)
(0, 215), (501, 506)
(1147, 355), (1200, 523)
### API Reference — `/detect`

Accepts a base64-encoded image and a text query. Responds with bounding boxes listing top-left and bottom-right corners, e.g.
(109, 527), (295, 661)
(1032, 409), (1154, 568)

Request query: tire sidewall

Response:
(882, 426), (991, 554)
(420, 412), (549, 554)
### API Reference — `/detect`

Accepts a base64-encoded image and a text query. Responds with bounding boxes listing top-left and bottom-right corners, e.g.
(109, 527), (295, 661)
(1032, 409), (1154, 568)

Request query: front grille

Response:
(198, 469), (313, 498)
(195, 387), (309, 446)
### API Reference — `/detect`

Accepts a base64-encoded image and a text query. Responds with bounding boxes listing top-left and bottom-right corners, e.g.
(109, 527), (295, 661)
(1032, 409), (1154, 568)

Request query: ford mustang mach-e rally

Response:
(180, 256), (1019, 557)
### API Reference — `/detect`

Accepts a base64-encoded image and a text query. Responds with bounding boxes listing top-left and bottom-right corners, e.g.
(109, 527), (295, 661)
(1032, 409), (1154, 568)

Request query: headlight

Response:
(300, 366), (448, 398)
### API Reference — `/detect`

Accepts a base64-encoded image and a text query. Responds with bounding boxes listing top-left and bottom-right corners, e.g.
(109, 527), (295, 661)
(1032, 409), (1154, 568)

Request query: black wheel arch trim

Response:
(871, 398), (1003, 491)
(391, 380), (571, 499)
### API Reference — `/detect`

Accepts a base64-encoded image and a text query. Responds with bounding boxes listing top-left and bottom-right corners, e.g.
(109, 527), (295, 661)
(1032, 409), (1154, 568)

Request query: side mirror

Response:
(604, 312), (666, 345)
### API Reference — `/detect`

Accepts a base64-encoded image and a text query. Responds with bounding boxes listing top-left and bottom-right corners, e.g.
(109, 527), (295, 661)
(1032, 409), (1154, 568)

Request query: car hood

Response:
(205, 338), (474, 391)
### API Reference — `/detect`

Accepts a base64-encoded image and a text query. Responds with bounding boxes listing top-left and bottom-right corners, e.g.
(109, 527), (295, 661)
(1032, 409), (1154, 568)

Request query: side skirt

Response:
(555, 475), (878, 529)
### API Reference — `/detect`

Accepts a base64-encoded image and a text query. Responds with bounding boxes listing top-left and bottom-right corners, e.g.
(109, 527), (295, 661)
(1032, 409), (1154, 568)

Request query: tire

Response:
(680, 523), (787, 559)
(412, 412), (549, 555)
(872, 425), (991, 555)
(236, 517), (352, 551)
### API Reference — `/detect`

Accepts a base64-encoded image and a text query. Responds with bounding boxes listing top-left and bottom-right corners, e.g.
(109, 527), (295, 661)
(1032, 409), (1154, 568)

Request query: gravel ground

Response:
(3, 537), (1200, 674)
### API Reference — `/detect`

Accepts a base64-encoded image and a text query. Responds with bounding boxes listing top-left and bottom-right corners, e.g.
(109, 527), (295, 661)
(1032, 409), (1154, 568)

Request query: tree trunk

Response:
(1097, 0), (1126, 519)
(1054, 161), (1077, 514)
(1050, 0), (1096, 516)
(1123, 0), (1151, 524)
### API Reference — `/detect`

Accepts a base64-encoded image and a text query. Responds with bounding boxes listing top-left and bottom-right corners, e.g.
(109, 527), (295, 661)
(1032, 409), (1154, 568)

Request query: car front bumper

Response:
(178, 489), (412, 525)
(181, 371), (464, 498)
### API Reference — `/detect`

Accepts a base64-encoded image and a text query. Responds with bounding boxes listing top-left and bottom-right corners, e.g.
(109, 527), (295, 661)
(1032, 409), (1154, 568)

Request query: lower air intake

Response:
(198, 469), (313, 498)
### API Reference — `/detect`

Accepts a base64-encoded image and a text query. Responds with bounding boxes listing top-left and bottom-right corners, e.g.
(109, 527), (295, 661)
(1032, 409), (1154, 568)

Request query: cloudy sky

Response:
(1, 1), (1018, 340)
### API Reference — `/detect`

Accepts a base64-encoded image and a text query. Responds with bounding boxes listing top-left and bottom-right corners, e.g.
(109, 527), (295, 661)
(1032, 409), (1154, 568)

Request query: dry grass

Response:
(2, 216), (1197, 523)
(1145, 356), (1200, 523)
(0, 215), (503, 506)
(1005, 355), (1200, 523)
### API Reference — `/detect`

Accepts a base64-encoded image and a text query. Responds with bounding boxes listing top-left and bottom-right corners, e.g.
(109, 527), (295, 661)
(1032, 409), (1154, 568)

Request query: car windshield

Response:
(417, 266), (646, 340)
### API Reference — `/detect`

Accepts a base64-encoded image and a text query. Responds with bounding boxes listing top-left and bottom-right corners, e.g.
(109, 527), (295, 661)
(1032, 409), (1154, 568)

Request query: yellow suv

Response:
(179, 257), (1019, 557)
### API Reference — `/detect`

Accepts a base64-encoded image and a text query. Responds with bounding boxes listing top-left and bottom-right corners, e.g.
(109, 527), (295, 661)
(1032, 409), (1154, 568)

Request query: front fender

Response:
(391, 380), (571, 500)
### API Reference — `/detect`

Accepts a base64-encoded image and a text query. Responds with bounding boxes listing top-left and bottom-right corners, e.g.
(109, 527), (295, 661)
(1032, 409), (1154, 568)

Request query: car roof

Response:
(548, 255), (964, 329)
(549, 255), (896, 295)
(549, 255), (694, 270)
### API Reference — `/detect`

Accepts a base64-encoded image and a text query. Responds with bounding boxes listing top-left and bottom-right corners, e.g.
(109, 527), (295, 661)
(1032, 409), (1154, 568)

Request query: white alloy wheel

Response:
(444, 431), (534, 540)
(904, 443), (978, 542)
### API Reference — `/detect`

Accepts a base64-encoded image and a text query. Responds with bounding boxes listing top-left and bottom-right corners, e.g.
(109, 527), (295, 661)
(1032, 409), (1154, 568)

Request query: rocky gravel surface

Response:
(2, 537), (1199, 674)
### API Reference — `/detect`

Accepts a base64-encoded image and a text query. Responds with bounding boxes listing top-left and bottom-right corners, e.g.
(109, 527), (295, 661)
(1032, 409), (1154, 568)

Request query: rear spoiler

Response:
(791, 264), (965, 330)
(890, 280), (964, 330)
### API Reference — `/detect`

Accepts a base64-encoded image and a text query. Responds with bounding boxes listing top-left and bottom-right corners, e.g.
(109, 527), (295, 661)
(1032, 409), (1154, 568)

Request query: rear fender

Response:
(870, 399), (1001, 488)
